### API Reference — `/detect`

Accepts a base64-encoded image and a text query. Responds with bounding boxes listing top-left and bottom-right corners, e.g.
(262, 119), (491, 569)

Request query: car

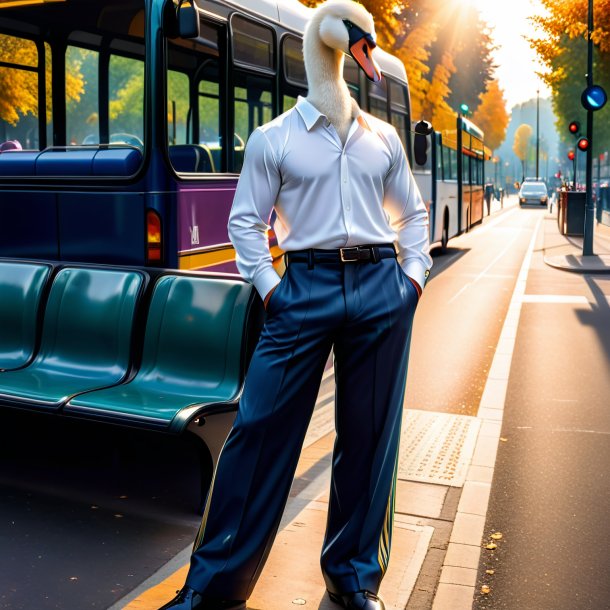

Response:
(519, 181), (548, 206)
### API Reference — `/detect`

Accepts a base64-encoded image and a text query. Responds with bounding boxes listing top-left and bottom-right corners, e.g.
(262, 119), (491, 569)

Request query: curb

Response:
(543, 253), (610, 273)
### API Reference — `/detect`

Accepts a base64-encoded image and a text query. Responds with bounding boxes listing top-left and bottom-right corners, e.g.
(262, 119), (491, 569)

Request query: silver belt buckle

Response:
(340, 246), (360, 262)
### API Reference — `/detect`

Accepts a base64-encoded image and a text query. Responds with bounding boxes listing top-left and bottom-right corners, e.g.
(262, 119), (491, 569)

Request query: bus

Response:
(0, 0), (413, 273)
(412, 116), (491, 252)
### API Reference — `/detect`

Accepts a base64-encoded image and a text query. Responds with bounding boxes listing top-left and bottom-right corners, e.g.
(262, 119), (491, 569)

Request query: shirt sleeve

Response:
(227, 128), (282, 300)
(383, 130), (432, 290)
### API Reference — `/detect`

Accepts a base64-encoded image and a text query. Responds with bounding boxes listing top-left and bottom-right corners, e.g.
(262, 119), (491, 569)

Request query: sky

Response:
(466, 0), (552, 110)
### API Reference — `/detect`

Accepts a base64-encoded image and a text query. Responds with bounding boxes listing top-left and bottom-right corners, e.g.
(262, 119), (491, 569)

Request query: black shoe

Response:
(328, 590), (385, 610)
(158, 586), (246, 610)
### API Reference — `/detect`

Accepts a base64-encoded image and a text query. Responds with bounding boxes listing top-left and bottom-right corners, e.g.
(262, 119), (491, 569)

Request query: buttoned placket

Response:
(341, 119), (363, 243)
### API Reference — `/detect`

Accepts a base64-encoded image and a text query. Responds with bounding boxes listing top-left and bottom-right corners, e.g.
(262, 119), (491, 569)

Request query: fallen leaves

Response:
(490, 532), (503, 540)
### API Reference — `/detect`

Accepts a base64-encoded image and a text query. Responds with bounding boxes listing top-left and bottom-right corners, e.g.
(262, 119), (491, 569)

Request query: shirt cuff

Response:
(253, 266), (282, 301)
(402, 260), (430, 292)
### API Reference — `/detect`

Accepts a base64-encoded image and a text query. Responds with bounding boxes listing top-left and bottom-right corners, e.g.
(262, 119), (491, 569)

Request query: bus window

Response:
(462, 154), (470, 184)
(233, 74), (273, 172)
(436, 138), (443, 175)
(199, 79), (221, 165)
(344, 56), (360, 102)
(389, 79), (408, 151)
(0, 33), (43, 150)
(167, 70), (189, 146)
(367, 77), (388, 121)
(45, 43), (53, 148)
(109, 54), (144, 148)
(283, 96), (298, 112)
(166, 23), (222, 173)
(231, 15), (275, 72)
(283, 36), (306, 88)
(442, 146), (451, 180)
(282, 35), (306, 112)
(66, 46), (99, 146)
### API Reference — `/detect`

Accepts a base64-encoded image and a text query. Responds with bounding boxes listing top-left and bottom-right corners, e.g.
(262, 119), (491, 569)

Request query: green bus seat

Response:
(65, 275), (255, 430)
(0, 267), (144, 410)
(0, 261), (51, 371)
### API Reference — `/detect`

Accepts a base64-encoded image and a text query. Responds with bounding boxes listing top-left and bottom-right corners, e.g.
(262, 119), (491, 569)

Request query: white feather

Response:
(303, 1), (376, 144)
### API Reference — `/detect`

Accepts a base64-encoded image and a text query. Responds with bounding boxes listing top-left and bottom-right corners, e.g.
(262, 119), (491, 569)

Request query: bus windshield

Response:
(0, 0), (145, 156)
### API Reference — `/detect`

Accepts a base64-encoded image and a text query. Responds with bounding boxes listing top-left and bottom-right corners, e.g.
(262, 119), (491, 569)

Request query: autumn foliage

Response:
(530, 0), (610, 153)
(0, 33), (83, 127)
(473, 80), (510, 152)
(300, 0), (508, 149)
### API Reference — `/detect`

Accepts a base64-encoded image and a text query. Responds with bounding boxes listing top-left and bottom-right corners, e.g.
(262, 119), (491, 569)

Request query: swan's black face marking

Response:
(343, 19), (381, 83)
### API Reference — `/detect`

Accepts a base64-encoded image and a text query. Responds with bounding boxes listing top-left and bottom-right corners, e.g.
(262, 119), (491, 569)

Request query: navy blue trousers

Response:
(186, 252), (418, 600)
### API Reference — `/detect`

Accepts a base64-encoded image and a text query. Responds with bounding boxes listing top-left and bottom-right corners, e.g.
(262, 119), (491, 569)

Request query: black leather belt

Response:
(286, 243), (396, 266)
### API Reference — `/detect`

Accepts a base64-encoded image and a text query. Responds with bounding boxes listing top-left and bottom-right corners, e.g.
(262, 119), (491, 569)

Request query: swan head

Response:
(306, 0), (381, 83)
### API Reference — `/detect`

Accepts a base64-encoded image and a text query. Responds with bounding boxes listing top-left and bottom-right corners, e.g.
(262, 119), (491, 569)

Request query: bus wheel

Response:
(441, 214), (449, 253)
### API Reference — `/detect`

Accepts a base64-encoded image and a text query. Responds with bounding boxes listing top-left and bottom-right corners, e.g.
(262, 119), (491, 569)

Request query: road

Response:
(3, 200), (608, 609)
(472, 214), (610, 610)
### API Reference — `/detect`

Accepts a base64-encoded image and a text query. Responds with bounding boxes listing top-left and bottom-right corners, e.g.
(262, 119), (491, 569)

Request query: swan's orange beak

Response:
(343, 20), (382, 83)
(349, 36), (381, 83)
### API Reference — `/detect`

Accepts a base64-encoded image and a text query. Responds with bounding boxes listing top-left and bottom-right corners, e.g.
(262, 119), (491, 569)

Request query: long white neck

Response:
(304, 30), (354, 143)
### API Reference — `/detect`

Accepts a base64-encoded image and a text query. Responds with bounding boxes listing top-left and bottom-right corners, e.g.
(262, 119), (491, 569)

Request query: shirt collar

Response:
(295, 96), (370, 132)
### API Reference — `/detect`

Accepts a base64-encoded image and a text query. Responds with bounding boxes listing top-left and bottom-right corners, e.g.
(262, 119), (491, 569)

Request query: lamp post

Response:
(536, 89), (540, 180)
(583, 0), (595, 255)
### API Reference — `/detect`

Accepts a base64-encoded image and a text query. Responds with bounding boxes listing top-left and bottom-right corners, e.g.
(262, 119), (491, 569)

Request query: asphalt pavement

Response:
(2, 199), (609, 610)
(472, 212), (610, 609)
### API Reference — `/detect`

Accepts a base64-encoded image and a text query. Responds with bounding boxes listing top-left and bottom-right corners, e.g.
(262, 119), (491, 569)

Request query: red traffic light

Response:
(577, 137), (590, 151)
(569, 121), (580, 134)
(568, 150), (575, 161)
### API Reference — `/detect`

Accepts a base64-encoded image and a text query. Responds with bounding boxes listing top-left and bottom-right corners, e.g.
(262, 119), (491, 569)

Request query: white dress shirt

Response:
(228, 96), (432, 300)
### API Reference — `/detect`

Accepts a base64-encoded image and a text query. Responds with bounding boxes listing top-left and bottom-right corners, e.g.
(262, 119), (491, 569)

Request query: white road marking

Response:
(447, 228), (524, 304)
(522, 294), (589, 304)
(433, 215), (543, 610)
(473, 206), (520, 236)
(551, 428), (610, 436)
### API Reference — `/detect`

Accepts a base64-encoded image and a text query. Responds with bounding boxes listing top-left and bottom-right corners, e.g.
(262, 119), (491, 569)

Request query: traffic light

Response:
(581, 85), (607, 112)
(569, 121), (580, 135)
(568, 150), (575, 161)
(577, 137), (590, 152)
(459, 103), (469, 115)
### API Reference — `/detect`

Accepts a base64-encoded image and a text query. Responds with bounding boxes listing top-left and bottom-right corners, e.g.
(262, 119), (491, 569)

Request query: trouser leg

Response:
(185, 261), (339, 600)
(321, 257), (418, 595)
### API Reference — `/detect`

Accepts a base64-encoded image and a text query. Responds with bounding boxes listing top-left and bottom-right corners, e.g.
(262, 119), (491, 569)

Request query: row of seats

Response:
(0, 260), (262, 441)
(0, 148), (143, 177)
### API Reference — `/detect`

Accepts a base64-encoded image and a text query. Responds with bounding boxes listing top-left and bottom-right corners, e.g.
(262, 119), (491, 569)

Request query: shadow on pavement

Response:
(0, 410), (205, 610)
(575, 276), (610, 363)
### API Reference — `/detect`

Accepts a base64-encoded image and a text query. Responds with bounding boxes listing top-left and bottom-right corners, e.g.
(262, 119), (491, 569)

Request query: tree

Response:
(529, 0), (610, 154)
(423, 52), (456, 132)
(472, 79), (509, 151)
(425, 3), (496, 115)
(0, 33), (83, 129)
(513, 123), (533, 180)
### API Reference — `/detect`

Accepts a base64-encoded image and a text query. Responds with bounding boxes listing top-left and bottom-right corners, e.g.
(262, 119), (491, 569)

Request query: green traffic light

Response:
(460, 104), (469, 114)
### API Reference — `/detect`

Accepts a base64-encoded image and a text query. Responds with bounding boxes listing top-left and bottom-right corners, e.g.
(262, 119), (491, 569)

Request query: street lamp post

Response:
(583, 0), (595, 255)
(536, 89), (540, 180)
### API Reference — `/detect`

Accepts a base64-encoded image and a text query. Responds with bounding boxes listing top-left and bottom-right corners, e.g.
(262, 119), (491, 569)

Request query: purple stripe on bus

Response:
(177, 182), (237, 252)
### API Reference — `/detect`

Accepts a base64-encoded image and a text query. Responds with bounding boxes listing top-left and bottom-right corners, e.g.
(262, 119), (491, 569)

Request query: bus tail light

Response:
(146, 209), (162, 265)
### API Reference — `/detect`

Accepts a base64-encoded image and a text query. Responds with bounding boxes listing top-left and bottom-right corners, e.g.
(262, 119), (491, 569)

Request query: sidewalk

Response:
(115, 200), (524, 610)
(543, 207), (610, 273)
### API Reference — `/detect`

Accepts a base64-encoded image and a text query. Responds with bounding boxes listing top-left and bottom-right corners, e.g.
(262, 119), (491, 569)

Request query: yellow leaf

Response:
(490, 532), (503, 540)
